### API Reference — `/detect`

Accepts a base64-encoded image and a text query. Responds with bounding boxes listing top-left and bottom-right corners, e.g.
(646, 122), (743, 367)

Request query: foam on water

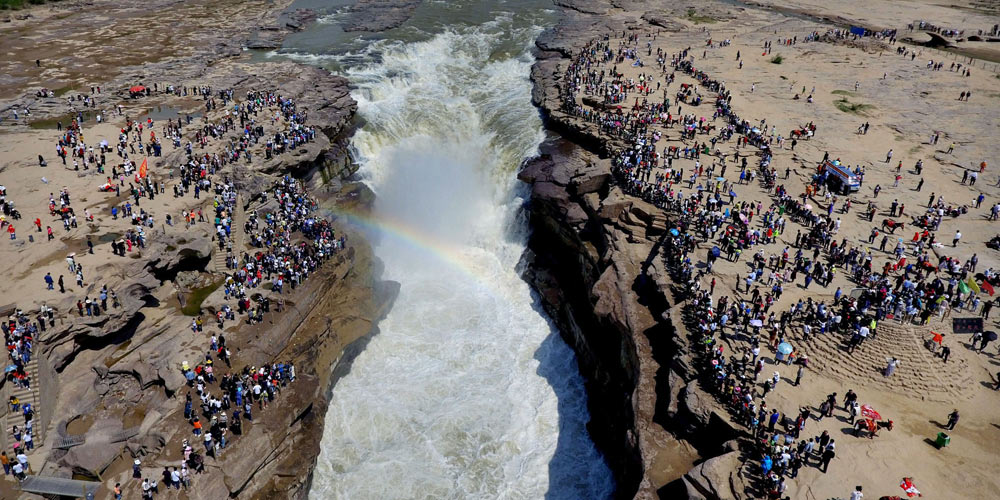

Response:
(310, 19), (613, 500)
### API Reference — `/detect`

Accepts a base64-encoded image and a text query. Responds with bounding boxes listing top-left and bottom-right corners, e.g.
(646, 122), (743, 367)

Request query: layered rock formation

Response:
(521, 1), (748, 498)
(25, 60), (400, 499)
(0, 1), (400, 498)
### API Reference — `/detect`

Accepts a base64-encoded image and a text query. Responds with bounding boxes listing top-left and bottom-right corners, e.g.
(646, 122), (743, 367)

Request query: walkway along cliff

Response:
(520, 4), (752, 499)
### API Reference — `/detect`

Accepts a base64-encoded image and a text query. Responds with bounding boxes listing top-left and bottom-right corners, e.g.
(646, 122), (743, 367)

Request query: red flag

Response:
(860, 404), (881, 420)
(983, 281), (995, 296)
(138, 157), (148, 178)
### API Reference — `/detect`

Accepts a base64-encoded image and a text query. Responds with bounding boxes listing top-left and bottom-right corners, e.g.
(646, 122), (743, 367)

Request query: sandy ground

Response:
(574, 3), (1000, 498)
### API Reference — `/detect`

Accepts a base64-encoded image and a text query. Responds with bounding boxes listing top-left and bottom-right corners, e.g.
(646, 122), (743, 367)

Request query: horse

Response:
(854, 418), (893, 438)
(882, 219), (904, 234)
(790, 128), (814, 140)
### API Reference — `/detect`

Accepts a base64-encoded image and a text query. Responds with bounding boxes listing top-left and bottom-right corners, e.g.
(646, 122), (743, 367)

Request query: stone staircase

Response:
(789, 320), (976, 403)
(212, 195), (246, 273)
(4, 356), (44, 452)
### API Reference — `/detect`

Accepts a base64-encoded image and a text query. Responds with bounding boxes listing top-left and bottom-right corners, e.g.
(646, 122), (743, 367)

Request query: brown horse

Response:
(854, 418), (893, 438)
(882, 219), (905, 234)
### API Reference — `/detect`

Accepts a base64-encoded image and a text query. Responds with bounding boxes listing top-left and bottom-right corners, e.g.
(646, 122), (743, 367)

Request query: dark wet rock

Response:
(340, 0), (423, 33)
(641, 12), (685, 31)
(246, 36), (284, 50)
(553, 0), (612, 15)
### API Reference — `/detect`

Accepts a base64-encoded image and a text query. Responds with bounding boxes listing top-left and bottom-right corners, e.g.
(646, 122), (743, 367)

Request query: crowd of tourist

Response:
(0, 77), (349, 497)
(555, 26), (992, 498)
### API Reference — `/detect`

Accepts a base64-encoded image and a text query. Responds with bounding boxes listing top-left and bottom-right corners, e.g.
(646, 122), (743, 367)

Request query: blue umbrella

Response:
(185, 371), (196, 381)
(670, 228), (680, 236)
(710, 246), (721, 257)
(777, 342), (794, 355)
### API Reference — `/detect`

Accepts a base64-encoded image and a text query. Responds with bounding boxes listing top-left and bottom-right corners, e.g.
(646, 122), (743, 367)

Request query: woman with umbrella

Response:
(776, 342), (793, 363)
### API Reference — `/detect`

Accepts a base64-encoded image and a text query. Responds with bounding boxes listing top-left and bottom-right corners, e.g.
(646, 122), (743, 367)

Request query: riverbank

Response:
(524, 0), (1000, 498)
(0, 0), (400, 498)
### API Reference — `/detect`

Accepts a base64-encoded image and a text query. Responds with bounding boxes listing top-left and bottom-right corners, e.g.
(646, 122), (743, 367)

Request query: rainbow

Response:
(320, 206), (504, 293)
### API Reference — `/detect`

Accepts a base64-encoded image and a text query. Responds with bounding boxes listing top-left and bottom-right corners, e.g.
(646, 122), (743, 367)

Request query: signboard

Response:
(952, 317), (983, 334)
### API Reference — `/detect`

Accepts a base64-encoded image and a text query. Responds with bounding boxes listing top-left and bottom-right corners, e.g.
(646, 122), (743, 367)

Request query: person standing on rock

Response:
(884, 357), (899, 377)
(850, 485), (864, 500)
(820, 446), (836, 473)
(768, 409), (780, 433)
(946, 409), (960, 430)
(844, 390), (857, 412)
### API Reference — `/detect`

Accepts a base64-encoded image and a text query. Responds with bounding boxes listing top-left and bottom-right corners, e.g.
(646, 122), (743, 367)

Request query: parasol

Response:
(716, 176), (726, 181)
(777, 342), (793, 354)
(804, 204), (813, 211)
(710, 246), (721, 257)
(860, 404), (881, 420)
(669, 228), (680, 236)
(129, 85), (146, 93)
(986, 331), (998, 341)
(750, 319), (764, 328)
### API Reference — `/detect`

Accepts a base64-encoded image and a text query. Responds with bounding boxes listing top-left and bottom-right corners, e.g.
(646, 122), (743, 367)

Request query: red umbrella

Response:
(861, 404), (881, 420)
(129, 85), (145, 93)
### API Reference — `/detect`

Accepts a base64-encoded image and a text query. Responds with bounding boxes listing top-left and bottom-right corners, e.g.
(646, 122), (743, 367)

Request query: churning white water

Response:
(310, 19), (613, 500)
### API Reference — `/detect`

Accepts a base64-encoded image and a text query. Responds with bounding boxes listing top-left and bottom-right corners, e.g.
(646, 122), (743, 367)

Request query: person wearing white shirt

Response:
(850, 485), (864, 500)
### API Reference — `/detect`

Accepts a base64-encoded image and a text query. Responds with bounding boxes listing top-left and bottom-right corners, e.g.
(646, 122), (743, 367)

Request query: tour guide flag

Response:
(983, 280), (995, 296)
(958, 280), (971, 294)
(139, 157), (148, 178)
(967, 277), (981, 294)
